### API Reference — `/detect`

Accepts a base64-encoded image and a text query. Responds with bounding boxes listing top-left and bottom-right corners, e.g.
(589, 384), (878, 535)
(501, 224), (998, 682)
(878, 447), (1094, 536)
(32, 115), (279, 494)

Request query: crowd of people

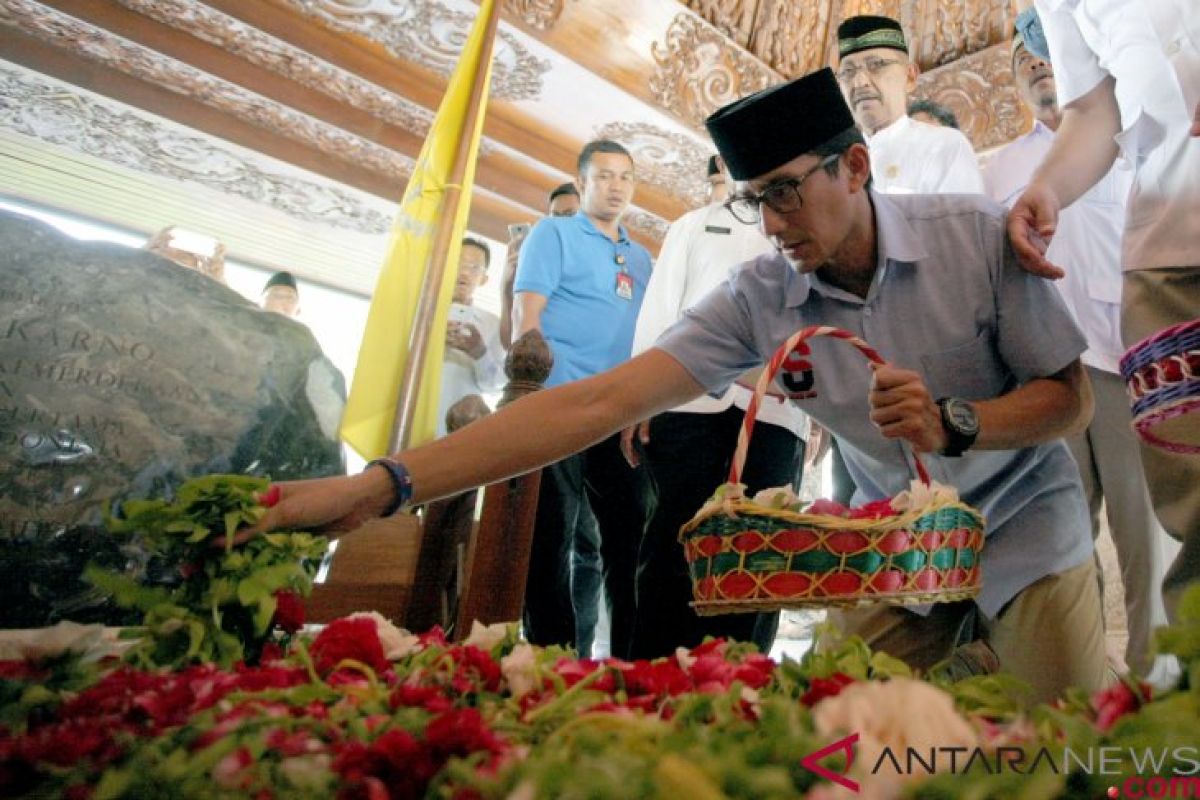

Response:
(244, 5), (1196, 702)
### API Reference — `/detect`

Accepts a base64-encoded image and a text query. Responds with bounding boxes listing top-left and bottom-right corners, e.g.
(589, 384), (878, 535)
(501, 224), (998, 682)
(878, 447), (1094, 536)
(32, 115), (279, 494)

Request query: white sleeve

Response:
(934, 130), (985, 194)
(631, 209), (698, 355)
(1035, 0), (1108, 107)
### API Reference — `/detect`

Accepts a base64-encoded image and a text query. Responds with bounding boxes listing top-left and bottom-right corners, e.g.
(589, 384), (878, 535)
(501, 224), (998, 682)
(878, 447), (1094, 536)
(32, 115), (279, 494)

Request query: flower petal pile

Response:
(1, 587), (1198, 799)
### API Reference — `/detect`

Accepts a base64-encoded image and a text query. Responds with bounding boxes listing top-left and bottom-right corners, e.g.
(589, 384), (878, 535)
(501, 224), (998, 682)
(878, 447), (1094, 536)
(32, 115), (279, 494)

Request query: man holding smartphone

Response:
(437, 237), (505, 437)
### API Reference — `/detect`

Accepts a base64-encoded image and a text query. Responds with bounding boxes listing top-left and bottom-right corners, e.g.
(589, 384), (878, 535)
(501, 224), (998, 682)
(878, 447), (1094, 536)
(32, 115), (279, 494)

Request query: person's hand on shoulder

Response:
(1008, 182), (1065, 279)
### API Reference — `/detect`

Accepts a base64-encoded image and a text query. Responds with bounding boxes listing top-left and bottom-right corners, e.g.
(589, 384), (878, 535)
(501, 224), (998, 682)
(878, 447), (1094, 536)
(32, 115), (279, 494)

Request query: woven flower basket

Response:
(679, 326), (986, 614)
(1119, 319), (1200, 454)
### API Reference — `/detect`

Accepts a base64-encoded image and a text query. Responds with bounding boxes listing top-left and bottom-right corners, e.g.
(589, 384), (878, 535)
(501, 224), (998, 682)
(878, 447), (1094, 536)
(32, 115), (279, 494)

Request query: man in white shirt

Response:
(834, 15), (984, 195)
(622, 156), (811, 658)
(437, 237), (504, 437)
(1009, 0), (1199, 620)
(986, 30), (1167, 675)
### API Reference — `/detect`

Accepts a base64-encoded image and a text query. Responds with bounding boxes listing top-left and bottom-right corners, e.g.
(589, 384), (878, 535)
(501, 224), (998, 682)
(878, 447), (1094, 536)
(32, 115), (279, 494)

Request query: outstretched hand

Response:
(1007, 182), (1065, 279)
(867, 363), (947, 454)
(223, 471), (392, 546)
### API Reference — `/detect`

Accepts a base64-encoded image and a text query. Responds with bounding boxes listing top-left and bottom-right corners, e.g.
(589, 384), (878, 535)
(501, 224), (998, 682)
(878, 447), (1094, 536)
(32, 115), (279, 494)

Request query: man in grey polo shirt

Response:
(252, 69), (1105, 701)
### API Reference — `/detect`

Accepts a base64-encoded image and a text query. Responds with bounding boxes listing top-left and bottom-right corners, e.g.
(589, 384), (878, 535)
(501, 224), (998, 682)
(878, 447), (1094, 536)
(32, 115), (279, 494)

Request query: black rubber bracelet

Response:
(365, 457), (414, 517)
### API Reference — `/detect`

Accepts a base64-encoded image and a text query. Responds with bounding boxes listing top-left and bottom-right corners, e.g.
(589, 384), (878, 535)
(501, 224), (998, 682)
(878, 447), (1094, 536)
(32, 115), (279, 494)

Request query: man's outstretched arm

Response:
(249, 349), (705, 537)
(1008, 75), (1120, 278)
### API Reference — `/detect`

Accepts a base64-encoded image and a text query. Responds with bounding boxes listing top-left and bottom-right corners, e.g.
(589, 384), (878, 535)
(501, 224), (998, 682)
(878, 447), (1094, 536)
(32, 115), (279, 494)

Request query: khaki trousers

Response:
(1067, 366), (1169, 675)
(830, 559), (1108, 704)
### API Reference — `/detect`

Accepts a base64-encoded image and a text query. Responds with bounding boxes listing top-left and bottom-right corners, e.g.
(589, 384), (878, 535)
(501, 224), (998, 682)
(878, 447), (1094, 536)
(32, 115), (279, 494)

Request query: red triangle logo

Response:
(800, 732), (860, 792)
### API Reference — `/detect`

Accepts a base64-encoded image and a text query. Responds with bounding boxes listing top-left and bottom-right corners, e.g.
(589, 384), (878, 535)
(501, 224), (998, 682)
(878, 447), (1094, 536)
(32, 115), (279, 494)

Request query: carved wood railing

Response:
(453, 329), (552, 638)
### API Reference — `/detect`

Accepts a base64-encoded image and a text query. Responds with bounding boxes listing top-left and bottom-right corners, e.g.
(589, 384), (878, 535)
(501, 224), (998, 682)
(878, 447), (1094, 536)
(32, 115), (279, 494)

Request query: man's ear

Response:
(904, 61), (920, 94)
(844, 143), (873, 191)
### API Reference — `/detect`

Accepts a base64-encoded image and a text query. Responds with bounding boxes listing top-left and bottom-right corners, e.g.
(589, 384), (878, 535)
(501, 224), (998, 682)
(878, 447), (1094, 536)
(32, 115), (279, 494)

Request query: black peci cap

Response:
(837, 15), (908, 58)
(704, 68), (856, 181)
(263, 271), (298, 293)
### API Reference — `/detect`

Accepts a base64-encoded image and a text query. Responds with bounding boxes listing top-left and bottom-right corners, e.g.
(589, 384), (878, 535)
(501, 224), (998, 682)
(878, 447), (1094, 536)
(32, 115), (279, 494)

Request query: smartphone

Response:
(507, 222), (532, 240)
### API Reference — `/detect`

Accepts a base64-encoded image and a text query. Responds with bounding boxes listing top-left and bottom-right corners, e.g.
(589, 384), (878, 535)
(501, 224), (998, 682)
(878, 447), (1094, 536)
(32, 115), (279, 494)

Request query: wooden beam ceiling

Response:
(0, 0), (1033, 287)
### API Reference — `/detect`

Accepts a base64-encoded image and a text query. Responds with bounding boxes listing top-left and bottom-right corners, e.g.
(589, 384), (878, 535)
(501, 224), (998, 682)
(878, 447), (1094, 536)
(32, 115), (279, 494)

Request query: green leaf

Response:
(224, 510), (243, 540)
(92, 766), (134, 800)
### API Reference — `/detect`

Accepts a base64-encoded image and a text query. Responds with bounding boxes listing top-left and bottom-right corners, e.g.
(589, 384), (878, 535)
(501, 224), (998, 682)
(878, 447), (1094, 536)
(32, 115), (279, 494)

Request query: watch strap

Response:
(366, 457), (414, 516)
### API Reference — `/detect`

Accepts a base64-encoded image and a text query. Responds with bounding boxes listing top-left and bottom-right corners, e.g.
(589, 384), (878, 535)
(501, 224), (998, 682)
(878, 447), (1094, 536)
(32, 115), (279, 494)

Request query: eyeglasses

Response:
(836, 57), (902, 84)
(724, 154), (839, 225)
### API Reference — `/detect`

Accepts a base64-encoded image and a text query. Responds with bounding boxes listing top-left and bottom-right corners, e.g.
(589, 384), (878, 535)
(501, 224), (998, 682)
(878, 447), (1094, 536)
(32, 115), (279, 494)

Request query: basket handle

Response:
(730, 325), (932, 487)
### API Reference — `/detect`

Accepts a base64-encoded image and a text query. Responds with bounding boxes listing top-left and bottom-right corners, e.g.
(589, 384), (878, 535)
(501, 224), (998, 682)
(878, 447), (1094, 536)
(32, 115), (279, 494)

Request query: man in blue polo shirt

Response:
(512, 139), (655, 657)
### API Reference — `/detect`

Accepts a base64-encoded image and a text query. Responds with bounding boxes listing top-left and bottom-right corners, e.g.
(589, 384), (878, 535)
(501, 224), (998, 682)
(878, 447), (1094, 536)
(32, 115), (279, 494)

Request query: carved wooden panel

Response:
(840, 0), (903, 19)
(115, 0), (438, 141)
(678, 0), (1016, 79)
(286, 0), (551, 102)
(745, 0), (831, 78)
(501, 0), (569, 31)
(911, 0), (1010, 68)
(1, 0), (415, 180)
(682, 0), (758, 47)
(0, 63), (394, 234)
(913, 43), (1031, 153)
(650, 12), (777, 130)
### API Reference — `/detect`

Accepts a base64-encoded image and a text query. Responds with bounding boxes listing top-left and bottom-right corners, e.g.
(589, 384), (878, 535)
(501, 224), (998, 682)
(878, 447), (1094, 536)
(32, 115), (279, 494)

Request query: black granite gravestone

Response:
(0, 212), (345, 627)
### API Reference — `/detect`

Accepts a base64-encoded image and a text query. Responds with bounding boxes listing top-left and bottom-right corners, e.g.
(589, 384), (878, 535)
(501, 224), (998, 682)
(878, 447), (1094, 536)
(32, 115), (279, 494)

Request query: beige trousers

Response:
(830, 559), (1108, 704)
(1067, 365), (1169, 675)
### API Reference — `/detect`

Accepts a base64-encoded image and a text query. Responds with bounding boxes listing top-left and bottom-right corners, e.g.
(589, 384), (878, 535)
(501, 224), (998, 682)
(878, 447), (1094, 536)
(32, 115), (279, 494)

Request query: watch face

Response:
(946, 399), (980, 435)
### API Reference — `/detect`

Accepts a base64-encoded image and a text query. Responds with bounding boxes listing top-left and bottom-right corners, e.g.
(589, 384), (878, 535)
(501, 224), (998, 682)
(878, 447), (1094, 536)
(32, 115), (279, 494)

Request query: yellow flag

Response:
(340, 0), (498, 460)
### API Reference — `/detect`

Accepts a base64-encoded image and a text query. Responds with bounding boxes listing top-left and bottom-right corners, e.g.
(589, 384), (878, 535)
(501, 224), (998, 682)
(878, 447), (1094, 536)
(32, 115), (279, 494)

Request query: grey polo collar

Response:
(787, 189), (929, 307)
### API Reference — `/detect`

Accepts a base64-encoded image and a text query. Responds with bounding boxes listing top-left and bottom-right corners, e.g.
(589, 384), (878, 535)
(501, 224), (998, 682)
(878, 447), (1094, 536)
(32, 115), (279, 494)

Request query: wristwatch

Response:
(936, 397), (979, 457)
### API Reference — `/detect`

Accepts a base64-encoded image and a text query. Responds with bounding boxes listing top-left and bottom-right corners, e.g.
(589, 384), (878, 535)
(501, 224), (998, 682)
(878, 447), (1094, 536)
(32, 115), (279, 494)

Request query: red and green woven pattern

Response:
(681, 503), (984, 614)
(1119, 319), (1200, 454)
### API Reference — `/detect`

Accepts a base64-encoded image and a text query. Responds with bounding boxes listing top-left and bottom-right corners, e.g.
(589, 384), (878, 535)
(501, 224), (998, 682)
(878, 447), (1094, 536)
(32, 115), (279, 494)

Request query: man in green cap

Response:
(834, 14), (983, 194)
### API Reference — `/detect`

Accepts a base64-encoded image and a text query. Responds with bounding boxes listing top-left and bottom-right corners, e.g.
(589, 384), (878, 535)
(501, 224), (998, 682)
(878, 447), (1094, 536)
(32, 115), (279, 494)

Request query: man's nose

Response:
(849, 68), (872, 89)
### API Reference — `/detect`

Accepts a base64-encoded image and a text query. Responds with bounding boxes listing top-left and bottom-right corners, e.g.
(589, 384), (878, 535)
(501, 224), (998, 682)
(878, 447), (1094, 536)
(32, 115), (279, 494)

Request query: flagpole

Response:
(389, 2), (502, 453)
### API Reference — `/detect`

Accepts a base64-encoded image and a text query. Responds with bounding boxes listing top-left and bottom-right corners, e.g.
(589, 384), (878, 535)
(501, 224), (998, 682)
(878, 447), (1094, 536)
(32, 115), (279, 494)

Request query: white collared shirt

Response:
(633, 202), (809, 439)
(1036, 0), (1200, 271)
(438, 302), (504, 436)
(985, 120), (1133, 373)
(865, 114), (985, 195)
